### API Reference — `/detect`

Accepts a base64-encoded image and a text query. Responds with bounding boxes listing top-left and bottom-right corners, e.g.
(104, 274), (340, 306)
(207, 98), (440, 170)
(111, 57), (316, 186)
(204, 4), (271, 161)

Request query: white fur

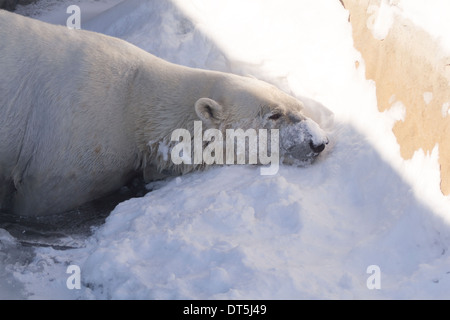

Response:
(0, 11), (327, 216)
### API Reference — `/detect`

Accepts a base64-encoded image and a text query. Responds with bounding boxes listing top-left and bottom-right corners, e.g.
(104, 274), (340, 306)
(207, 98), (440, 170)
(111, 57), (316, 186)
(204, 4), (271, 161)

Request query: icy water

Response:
(0, 177), (149, 299)
(0, 177), (149, 250)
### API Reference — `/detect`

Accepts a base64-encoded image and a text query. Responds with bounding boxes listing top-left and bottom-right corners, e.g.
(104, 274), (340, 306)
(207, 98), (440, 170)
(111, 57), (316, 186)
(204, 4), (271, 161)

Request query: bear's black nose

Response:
(309, 141), (326, 153)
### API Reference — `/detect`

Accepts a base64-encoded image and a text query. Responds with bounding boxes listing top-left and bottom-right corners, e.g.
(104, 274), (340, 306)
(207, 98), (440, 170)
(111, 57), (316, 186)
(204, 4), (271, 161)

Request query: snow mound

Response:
(78, 142), (450, 299)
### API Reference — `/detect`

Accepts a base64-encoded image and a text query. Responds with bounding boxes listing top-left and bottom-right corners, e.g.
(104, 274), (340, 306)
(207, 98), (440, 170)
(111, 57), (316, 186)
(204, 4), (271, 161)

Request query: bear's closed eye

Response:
(269, 113), (282, 120)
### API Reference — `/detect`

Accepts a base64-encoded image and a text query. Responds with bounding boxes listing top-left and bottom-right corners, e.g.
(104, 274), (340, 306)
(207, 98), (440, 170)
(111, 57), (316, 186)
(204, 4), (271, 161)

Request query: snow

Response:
(442, 102), (450, 118)
(366, 0), (396, 41)
(423, 92), (433, 105)
(1, 0), (450, 299)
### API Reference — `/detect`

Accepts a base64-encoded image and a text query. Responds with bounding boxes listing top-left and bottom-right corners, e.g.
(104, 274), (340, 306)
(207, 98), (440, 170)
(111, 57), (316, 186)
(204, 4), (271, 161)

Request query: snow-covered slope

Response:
(2, 0), (450, 299)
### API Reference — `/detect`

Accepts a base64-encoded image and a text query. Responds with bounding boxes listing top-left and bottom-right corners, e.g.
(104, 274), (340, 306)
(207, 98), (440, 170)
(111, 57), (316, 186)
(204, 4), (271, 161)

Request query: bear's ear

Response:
(195, 98), (225, 127)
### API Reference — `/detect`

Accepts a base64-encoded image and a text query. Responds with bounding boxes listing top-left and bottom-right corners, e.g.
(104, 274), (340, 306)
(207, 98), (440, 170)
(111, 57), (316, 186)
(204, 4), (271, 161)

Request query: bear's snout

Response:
(278, 117), (328, 166)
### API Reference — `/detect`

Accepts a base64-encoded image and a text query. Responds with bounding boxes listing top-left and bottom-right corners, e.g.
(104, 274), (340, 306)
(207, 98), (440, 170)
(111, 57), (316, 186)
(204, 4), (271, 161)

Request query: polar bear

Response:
(0, 11), (328, 217)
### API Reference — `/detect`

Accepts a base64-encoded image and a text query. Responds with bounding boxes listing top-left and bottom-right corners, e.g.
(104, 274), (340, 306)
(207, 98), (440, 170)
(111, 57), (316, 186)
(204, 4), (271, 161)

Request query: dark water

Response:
(0, 0), (35, 11)
(0, 178), (150, 299)
(0, 177), (149, 250)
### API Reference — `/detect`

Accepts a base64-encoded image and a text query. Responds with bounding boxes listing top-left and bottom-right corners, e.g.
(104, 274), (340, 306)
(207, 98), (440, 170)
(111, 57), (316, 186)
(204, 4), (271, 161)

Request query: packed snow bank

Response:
(2, 0), (450, 299)
(61, 151), (450, 299)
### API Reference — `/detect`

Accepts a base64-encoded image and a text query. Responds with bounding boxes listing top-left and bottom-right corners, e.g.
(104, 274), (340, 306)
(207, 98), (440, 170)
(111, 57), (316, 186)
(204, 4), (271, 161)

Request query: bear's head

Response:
(193, 75), (329, 168)
(146, 73), (329, 179)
